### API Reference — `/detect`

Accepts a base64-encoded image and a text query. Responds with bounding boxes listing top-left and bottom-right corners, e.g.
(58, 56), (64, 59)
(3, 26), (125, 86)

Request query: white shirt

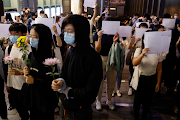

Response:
(134, 48), (165, 76)
(5, 44), (32, 90)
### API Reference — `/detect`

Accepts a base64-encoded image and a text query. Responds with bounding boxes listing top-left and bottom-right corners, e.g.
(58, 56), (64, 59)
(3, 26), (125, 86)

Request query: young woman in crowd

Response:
(51, 15), (103, 120)
(132, 30), (165, 120)
(4, 13), (13, 24)
(23, 24), (57, 120)
(93, 17), (120, 111)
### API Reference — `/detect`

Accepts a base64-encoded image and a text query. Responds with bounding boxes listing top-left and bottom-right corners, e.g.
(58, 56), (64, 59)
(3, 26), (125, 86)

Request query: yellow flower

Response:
(24, 42), (28, 45)
(17, 36), (27, 43)
(23, 50), (25, 52)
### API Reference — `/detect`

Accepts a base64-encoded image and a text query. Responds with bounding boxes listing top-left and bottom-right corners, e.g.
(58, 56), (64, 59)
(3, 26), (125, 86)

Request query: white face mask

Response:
(174, 16), (178, 19)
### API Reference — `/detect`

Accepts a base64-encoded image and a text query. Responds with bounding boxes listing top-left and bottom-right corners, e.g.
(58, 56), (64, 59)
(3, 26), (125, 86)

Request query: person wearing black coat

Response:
(51, 15), (103, 120)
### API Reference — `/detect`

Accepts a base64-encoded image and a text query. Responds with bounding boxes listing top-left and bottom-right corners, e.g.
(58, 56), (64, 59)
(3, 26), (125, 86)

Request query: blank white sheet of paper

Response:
(119, 26), (132, 37)
(35, 18), (54, 34)
(162, 19), (175, 29)
(102, 21), (120, 35)
(31, 20), (35, 26)
(84, 0), (96, 8)
(136, 22), (149, 28)
(135, 28), (151, 39)
(0, 24), (11, 37)
(144, 31), (171, 54)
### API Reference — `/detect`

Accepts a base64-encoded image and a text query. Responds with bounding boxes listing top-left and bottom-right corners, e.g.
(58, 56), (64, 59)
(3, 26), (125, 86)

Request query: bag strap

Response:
(8, 44), (13, 55)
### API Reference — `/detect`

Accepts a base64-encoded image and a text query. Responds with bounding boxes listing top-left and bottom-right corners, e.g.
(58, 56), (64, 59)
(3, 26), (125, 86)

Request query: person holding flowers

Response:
(51, 15), (103, 119)
(23, 24), (58, 120)
(5, 23), (31, 120)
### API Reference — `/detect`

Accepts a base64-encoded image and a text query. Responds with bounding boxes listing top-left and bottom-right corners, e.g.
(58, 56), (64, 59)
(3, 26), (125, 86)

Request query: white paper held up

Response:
(35, 18), (54, 34)
(135, 28), (151, 39)
(84, 0), (97, 8)
(0, 24), (11, 37)
(118, 26), (132, 37)
(102, 21), (120, 35)
(162, 19), (175, 29)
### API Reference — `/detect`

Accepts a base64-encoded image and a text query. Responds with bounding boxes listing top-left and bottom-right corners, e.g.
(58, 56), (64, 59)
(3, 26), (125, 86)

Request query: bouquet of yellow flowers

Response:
(17, 36), (30, 65)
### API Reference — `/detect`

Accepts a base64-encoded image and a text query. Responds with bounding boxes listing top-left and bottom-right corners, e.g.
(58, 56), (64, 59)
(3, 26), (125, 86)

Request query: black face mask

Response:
(159, 22), (162, 25)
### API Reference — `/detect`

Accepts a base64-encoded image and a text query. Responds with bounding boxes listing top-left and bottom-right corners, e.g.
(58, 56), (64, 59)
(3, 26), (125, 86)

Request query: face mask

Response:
(30, 38), (39, 48)
(24, 17), (27, 20)
(64, 32), (75, 46)
(9, 36), (20, 44)
(25, 10), (28, 13)
(174, 16), (178, 19)
(159, 22), (162, 25)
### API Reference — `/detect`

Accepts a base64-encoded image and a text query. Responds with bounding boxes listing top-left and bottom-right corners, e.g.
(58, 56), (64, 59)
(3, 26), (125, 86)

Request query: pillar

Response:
(0, 0), (4, 22)
(71, 0), (82, 14)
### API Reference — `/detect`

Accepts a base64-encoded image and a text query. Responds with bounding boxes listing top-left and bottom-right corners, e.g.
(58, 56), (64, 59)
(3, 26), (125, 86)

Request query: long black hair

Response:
(31, 24), (53, 63)
(62, 15), (90, 49)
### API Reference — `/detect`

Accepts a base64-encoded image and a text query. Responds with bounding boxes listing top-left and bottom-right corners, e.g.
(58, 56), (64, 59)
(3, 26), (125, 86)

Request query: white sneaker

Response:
(128, 88), (133, 96)
(112, 91), (115, 97)
(117, 90), (122, 97)
(96, 100), (102, 111)
(106, 100), (115, 110)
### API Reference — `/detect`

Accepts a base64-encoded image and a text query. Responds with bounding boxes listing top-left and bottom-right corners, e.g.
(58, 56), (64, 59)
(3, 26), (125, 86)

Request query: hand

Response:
(141, 48), (149, 55)
(155, 84), (160, 92)
(135, 38), (141, 43)
(25, 75), (34, 84)
(113, 32), (119, 43)
(52, 25), (58, 34)
(23, 66), (29, 77)
(95, 2), (98, 8)
(51, 80), (63, 91)
(8, 68), (22, 75)
(97, 30), (103, 39)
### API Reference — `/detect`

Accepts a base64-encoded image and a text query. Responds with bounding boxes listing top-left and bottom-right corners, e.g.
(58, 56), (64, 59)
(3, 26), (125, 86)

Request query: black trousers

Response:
(177, 84), (180, 120)
(30, 107), (54, 120)
(10, 87), (29, 120)
(0, 77), (7, 119)
(133, 74), (157, 120)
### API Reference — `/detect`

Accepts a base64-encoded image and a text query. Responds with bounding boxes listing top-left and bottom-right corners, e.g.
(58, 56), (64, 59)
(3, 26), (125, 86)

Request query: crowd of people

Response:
(0, 3), (180, 120)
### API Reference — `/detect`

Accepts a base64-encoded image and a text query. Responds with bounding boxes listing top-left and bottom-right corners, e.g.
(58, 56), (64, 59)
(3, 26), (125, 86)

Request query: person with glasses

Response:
(51, 15), (103, 120)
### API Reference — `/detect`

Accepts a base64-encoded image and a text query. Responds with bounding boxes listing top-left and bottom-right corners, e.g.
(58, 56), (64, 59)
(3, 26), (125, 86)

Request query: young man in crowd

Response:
(5, 23), (31, 120)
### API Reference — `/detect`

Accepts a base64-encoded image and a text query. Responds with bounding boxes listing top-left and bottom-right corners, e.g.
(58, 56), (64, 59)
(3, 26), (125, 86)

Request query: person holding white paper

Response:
(132, 30), (165, 120)
(94, 16), (120, 111)
(81, 2), (97, 44)
(133, 23), (148, 48)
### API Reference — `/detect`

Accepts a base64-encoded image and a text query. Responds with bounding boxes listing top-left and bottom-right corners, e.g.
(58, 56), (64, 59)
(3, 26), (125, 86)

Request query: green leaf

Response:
(26, 59), (30, 65)
(52, 67), (55, 73)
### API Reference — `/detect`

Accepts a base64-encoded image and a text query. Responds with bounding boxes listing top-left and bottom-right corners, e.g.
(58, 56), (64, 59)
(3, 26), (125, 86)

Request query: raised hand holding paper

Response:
(118, 26), (132, 37)
(102, 21), (120, 35)
(84, 0), (97, 8)
(135, 28), (151, 39)
(144, 31), (171, 54)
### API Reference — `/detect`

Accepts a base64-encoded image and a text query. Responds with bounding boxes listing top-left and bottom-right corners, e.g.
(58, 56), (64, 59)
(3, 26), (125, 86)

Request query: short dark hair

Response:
(81, 11), (87, 15)
(163, 13), (171, 18)
(40, 10), (44, 14)
(9, 23), (27, 34)
(143, 13), (150, 20)
(152, 25), (164, 31)
(5, 13), (13, 21)
(135, 13), (139, 17)
(139, 23), (148, 28)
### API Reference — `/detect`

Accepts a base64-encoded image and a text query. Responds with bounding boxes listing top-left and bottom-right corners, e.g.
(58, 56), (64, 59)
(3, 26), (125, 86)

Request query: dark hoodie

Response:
(60, 15), (103, 110)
